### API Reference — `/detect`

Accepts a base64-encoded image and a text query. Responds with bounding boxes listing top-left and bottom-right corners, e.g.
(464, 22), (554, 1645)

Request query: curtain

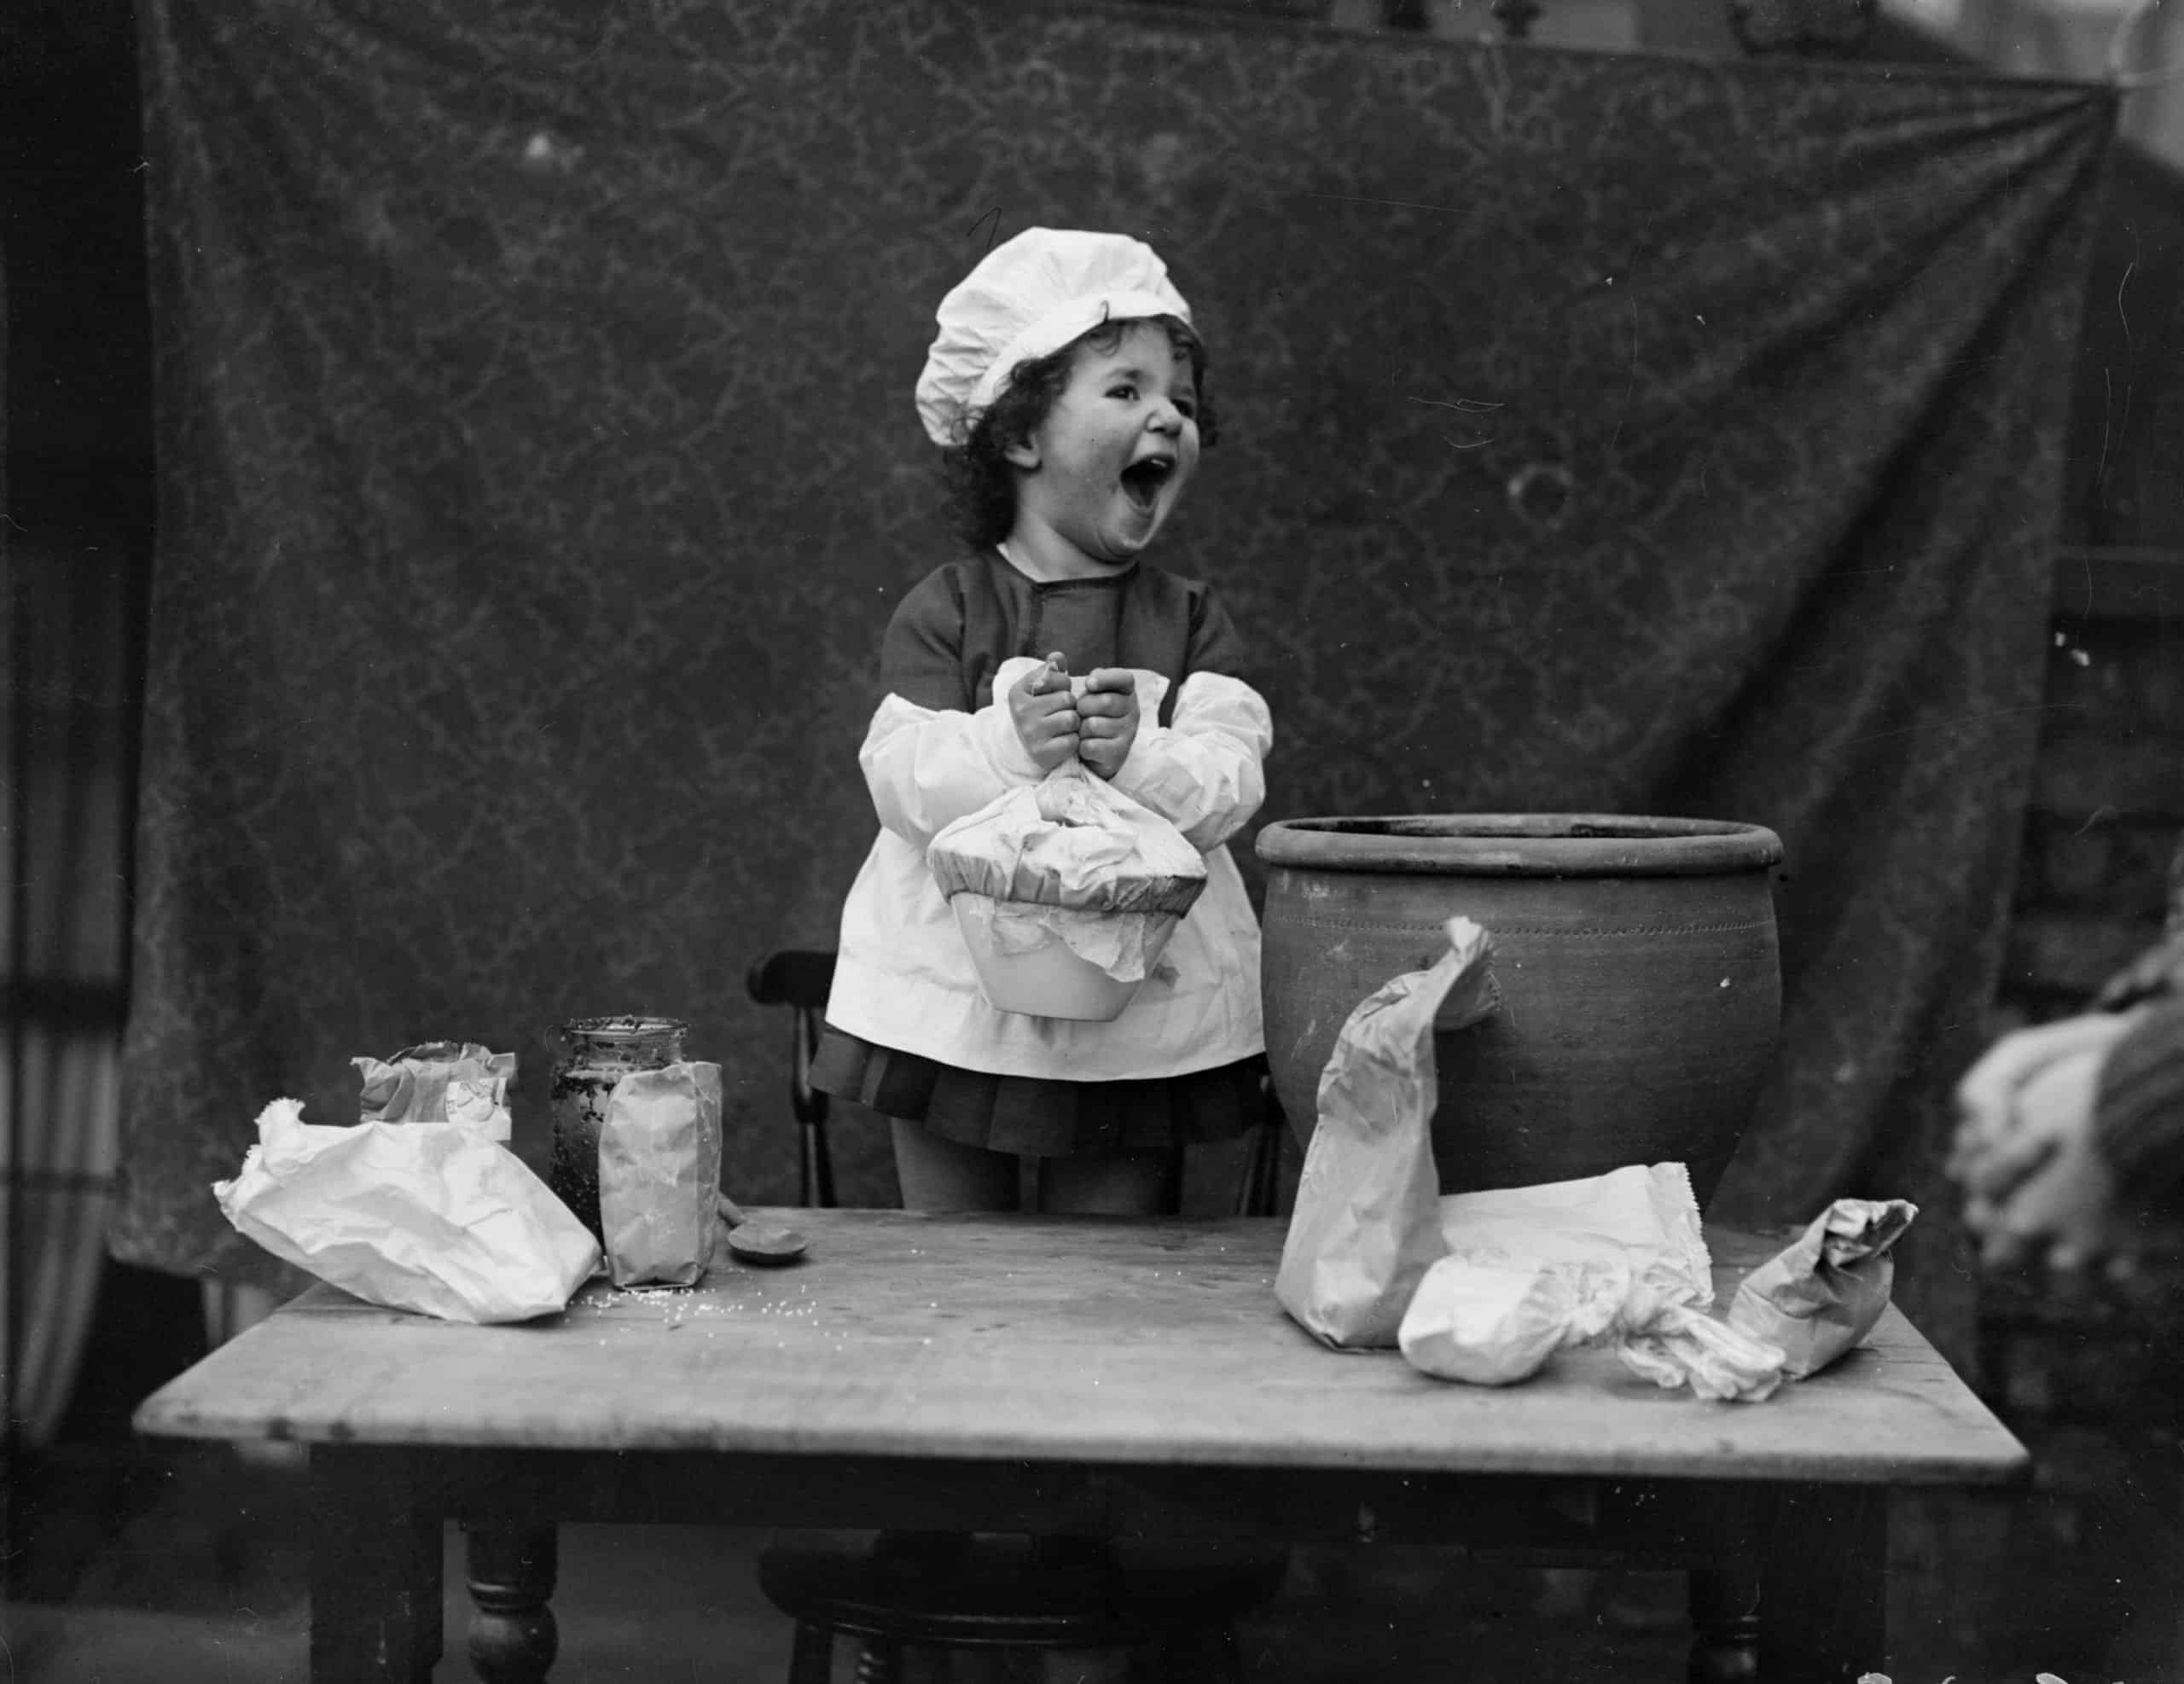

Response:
(4, 545), (136, 1446)
(112, 0), (2113, 1367)
(3, 0), (150, 1448)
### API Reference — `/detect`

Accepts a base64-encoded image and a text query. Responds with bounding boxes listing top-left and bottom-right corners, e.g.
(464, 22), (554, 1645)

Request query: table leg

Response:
(309, 1448), (444, 1683)
(1756, 1484), (1889, 1684)
(1688, 1564), (1760, 1684)
(787, 1621), (834, 1684)
(466, 1523), (560, 1683)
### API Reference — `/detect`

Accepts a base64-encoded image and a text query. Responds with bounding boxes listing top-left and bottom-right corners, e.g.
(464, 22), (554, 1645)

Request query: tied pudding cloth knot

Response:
(928, 759), (1207, 985)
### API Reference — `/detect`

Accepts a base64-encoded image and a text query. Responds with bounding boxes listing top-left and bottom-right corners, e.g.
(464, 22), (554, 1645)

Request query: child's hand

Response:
(1075, 668), (1140, 781)
(1009, 653), (1079, 772)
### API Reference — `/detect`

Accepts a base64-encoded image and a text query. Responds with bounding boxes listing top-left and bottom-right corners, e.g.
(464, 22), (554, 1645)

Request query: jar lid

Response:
(559, 1013), (688, 1042)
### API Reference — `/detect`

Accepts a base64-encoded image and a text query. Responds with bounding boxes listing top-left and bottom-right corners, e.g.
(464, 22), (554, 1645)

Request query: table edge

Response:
(130, 1399), (2031, 1485)
(131, 1211), (2030, 1486)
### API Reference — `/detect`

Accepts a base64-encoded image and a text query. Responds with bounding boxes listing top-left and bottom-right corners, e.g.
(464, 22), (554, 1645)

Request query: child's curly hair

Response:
(941, 315), (1221, 553)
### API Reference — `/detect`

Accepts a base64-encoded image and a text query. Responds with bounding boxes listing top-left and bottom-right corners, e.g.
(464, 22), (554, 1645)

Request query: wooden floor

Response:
(8, 1427), (2184, 1684)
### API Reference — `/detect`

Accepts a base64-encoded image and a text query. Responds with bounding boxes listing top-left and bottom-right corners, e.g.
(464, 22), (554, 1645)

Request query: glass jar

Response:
(548, 1014), (689, 1241)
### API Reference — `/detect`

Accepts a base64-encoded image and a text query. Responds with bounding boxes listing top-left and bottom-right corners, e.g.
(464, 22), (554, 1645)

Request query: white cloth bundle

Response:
(929, 758), (1206, 985)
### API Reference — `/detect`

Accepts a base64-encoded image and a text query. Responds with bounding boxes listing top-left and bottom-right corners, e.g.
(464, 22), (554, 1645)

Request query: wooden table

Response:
(134, 1211), (2026, 1683)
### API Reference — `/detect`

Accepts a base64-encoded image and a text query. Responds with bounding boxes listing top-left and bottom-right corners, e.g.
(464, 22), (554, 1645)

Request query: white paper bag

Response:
(213, 1098), (600, 1323)
(599, 1061), (723, 1288)
(1275, 916), (1500, 1349)
(1438, 1163), (1715, 1311)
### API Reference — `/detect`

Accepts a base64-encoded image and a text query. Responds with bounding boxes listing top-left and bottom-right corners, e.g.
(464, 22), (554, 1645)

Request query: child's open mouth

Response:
(1119, 454), (1174, 514)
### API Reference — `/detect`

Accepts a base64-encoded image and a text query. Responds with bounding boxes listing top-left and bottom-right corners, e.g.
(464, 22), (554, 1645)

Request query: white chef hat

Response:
(915, 227), (1194, 446)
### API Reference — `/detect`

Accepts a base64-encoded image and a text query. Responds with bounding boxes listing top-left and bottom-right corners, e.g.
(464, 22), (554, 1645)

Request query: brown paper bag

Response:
(598, 1061), (723, 1287)
(1275, 916), (1499, 1349)
(1726, 1198), (1917, 1377)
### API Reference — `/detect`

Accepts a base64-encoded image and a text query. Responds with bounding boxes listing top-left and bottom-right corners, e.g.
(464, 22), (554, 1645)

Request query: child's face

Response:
(1005, 320), (1200, 572)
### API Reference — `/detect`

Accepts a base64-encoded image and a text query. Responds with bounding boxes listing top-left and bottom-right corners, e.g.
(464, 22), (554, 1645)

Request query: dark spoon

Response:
(716, 1193), (810, 1265)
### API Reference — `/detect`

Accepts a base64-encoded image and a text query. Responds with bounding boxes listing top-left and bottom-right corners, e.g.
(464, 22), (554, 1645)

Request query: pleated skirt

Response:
(810, 1029), (1267, 1158)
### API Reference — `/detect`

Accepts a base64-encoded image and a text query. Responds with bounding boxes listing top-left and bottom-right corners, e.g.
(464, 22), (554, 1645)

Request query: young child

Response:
(813, 227), (1273, 1216)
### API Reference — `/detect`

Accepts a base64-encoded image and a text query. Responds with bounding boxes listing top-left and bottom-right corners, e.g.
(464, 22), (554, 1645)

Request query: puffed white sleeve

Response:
(859, 688), (1044, 850)
(1108, 670), (1272, 853)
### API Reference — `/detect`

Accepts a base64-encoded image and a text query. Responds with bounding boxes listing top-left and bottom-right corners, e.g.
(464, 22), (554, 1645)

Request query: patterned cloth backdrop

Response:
(112, 0), (2111, 1366)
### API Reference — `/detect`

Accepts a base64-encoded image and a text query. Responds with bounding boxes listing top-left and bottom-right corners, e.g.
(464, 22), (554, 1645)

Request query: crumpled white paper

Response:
(351, 1040), (515, 1140)
(599, 1061), (723, 1288)
(1610, 1275), (1789, 1402)
(1275, 916), (1501, 1349)
(213, 1097), (600, 1323)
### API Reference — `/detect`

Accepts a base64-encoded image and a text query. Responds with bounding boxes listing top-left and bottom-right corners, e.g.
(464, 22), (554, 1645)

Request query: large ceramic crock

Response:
(1256, 815), (1783, 1207)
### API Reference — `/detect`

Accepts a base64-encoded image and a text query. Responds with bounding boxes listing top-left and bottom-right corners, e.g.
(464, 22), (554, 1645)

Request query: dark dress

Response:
(812, 549), (1269, 1158)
